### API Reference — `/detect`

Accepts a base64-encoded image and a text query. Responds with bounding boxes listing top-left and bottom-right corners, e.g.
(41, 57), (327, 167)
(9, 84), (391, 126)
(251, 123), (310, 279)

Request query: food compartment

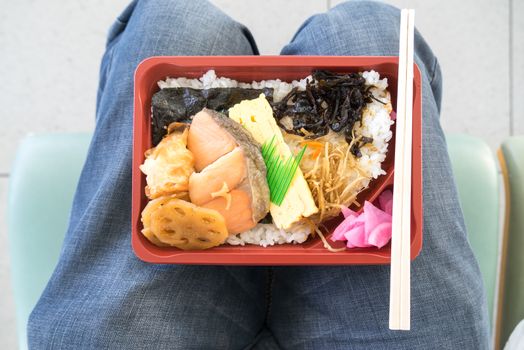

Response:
(132, 56), (422, 265)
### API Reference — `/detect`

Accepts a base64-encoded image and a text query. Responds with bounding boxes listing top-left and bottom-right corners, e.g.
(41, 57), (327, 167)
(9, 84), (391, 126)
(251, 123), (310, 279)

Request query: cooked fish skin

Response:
(187, 108), (270, 230)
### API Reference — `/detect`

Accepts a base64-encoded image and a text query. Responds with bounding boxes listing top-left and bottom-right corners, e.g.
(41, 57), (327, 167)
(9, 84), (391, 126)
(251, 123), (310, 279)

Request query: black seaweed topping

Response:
(270, 70), (379, 156)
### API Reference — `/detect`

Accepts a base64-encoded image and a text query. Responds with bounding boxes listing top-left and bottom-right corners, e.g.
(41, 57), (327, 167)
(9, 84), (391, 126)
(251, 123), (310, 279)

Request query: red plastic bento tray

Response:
(132, 56), (422, 265)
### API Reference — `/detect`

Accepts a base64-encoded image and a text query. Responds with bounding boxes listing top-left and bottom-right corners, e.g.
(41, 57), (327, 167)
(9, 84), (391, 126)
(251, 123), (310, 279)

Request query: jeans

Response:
(27, 1), (490, 349)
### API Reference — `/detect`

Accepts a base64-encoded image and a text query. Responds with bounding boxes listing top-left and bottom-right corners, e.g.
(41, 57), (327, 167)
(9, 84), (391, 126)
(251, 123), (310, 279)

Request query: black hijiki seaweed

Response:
(151, 87), (273, 145)
(271, 70), (382, 157)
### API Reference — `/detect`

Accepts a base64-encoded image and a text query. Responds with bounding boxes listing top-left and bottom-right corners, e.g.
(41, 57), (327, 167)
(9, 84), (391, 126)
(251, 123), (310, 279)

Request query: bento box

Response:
(132, 56), (422, 265)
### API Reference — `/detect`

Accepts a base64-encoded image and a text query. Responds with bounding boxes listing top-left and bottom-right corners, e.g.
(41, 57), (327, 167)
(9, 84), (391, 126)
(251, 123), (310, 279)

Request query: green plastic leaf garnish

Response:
(261, 136), (307, 206)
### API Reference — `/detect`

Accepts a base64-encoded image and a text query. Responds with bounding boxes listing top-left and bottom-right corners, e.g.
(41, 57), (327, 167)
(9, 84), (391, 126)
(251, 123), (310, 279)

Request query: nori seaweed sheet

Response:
(151, 87), (273, 145)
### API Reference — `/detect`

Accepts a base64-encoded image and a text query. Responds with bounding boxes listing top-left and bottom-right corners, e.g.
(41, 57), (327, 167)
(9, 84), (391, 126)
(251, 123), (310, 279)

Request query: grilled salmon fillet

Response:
(187, 109), (270, 234)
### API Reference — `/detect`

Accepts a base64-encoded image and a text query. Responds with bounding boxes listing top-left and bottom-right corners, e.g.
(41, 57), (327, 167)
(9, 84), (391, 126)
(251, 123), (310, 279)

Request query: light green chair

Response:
(446, 134), (500, 327)
(498, 137), (524, 349)
(7, 133), (92, 350)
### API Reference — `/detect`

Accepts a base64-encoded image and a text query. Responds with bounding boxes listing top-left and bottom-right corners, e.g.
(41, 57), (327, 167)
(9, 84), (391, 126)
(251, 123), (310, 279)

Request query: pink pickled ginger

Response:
(331, 190), (393, 249)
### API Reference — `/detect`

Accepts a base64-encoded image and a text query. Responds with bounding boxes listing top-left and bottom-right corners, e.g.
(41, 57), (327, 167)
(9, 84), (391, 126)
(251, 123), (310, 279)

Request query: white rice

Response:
(226, 223), (311, 247)
(356, 71), (394, 182)
(158, 70), (312, 103)
(157, 70), (393, 247)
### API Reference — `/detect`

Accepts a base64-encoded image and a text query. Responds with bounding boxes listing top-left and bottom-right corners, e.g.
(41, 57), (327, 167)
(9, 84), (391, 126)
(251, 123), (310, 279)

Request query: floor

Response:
(0, 0), (521, 348)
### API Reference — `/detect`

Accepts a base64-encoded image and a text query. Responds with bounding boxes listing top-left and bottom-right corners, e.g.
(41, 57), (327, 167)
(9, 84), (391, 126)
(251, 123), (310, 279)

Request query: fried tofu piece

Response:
(140, 123), (194, 199)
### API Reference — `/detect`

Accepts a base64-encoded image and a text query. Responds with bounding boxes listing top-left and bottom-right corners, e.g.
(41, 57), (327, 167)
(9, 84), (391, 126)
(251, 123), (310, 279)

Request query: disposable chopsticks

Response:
(389, 8), (415, 331)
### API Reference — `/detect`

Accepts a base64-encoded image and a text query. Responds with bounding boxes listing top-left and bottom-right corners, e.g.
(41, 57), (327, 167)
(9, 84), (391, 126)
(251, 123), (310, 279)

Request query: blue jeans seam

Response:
(429, 57), (439, 85)
(265, 267), (274, 324)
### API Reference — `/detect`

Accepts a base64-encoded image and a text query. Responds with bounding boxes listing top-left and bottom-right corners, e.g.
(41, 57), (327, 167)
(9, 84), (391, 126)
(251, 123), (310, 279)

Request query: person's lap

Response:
(29, 1), (267, 349)
(28, 1), (489, 349)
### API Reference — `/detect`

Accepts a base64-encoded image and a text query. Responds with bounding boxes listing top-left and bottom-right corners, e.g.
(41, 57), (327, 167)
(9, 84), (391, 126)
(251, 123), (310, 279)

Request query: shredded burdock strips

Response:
(285, 131), (369, 226)
(315, 227), (346, 252)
